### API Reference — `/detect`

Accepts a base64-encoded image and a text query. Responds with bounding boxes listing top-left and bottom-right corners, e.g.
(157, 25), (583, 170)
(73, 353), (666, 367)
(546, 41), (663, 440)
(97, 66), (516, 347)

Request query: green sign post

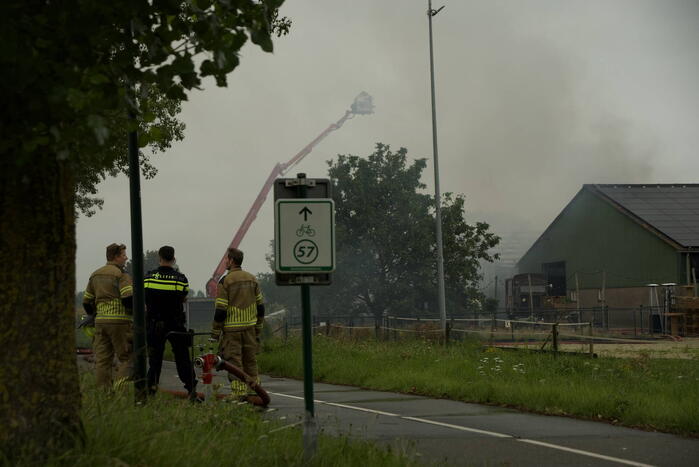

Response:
(274, 174), (334, 462)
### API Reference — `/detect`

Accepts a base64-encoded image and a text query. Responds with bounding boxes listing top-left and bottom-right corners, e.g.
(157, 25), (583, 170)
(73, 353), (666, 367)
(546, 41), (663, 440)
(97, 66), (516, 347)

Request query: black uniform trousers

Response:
(146, 319), (197, 394)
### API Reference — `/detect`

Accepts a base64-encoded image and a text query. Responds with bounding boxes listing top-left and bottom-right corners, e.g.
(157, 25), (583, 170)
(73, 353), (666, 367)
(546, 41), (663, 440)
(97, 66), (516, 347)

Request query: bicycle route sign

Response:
(275, 198), (335, 273)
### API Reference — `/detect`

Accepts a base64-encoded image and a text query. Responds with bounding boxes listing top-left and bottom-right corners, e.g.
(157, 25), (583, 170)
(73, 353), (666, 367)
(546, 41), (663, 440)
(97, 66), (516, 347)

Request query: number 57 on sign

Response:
(275, 199), (335, 273)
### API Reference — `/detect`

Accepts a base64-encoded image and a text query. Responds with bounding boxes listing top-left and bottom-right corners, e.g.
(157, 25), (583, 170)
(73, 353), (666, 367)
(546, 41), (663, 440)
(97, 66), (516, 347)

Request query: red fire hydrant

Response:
(194, 352), (220, 402)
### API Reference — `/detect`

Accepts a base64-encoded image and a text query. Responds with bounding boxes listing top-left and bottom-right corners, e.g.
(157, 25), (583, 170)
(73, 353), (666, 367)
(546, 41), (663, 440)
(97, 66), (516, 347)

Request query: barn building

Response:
(517, 184), (699, 311)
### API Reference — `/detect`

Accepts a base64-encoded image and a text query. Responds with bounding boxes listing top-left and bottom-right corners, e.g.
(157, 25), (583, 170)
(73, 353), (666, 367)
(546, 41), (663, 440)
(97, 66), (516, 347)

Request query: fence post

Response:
(634, 306), (639, 337)
(552, 323), (559, 354)
(326, 315), (330, 336)
(445, 321), (451, 345)
(588, 322), (594, 357)
(284, 317), (288, 342)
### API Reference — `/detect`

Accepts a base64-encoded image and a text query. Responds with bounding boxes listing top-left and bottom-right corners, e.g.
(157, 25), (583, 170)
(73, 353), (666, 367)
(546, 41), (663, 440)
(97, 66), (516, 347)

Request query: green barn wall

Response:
(517, 188), (680, 290)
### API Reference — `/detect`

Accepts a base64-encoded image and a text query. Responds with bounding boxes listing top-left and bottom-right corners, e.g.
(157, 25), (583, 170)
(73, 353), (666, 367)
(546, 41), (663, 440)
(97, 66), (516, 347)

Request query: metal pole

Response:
(575, 272), (581, 323)
(527, 273), (534, 321)
(127, 102), (148, 403)
(297, 173), (316, 461)
(427, 0), (447, 338)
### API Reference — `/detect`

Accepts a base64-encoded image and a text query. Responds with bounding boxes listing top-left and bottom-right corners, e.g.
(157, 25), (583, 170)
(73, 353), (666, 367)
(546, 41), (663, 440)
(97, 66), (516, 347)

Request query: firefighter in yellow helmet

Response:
(210, 248), (265, 398)
(82, 243), (133, 389)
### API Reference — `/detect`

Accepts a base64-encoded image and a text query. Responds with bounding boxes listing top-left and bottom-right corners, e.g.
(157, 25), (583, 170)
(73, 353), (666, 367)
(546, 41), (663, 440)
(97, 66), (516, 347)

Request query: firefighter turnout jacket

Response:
(144, 266), (189, 321)
(213, 267), (264, 332)
(83, 262), (133, 324)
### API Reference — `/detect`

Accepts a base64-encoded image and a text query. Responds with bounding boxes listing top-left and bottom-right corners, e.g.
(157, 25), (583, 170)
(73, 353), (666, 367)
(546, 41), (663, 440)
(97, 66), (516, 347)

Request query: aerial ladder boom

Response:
(206, 92), (374, 297)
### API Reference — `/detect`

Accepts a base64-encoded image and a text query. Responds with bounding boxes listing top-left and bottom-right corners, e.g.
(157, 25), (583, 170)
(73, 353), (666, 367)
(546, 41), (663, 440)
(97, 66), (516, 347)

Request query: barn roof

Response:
(589, 184), (699, 249)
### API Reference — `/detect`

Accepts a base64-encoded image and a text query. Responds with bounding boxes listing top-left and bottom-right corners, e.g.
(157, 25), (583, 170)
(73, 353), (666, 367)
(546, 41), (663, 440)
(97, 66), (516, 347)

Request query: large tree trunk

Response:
(0, 155), (82, 460)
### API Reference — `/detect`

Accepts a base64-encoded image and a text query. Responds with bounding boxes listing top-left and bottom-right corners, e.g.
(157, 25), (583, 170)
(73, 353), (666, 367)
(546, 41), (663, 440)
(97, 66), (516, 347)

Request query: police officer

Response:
(144, 246), (198, 400)
(83, 243), (133, 389)
(210, 248), (265, 398)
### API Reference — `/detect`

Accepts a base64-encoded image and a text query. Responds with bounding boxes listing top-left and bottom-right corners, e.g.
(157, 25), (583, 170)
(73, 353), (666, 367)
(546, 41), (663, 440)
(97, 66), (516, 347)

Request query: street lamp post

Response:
(128, 99), (148, 403)
(427, 0), (447, 337)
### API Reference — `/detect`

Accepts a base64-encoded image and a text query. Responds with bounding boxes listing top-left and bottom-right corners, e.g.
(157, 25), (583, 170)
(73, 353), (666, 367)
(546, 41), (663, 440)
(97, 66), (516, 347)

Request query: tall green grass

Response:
(8, 373), (417, 467)
(260, 336), (699, 436)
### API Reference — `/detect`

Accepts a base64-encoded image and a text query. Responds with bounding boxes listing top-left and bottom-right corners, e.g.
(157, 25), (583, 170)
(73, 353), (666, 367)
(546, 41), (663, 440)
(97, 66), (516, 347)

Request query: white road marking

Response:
(270, 392), (399, 417)
(322, 401), (400, 417)
(268, 391), (657, 466)
(400, 416), (511, 438)
(519, 439), (655, 467)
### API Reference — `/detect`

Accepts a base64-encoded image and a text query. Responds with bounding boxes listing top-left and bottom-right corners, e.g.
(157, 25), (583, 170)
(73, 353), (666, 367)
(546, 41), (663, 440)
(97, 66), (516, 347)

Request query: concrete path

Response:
(158, 362), (699, 466)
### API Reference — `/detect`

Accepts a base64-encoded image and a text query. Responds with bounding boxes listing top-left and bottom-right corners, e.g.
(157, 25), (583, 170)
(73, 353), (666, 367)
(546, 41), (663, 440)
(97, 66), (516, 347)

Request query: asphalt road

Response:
(157, 361), (698, 466)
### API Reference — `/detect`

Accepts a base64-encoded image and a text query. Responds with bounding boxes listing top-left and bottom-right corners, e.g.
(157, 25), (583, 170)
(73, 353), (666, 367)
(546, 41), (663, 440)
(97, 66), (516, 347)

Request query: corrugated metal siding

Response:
(517, 188), (680, 290)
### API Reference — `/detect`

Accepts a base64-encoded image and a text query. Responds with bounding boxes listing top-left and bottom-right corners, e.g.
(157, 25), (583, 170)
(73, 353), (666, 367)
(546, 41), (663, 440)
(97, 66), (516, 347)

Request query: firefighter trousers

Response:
(94, 322), (133, 389)
(219, 326), (258, 395)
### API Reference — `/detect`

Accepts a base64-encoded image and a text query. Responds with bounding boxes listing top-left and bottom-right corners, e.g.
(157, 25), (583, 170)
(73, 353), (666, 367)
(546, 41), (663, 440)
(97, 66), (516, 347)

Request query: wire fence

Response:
(261, 306), (694, 356)
(273, 306), (689, 334)
(183, 300), (695, 356)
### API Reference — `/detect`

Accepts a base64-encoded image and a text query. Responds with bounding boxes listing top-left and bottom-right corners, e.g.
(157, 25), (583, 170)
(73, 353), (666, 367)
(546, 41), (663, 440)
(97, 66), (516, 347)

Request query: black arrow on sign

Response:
(299, 207), (313, 221)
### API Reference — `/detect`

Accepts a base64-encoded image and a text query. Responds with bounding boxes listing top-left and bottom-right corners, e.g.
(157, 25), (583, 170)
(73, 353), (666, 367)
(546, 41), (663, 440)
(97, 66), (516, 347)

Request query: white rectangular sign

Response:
(275, 198), (335, 273)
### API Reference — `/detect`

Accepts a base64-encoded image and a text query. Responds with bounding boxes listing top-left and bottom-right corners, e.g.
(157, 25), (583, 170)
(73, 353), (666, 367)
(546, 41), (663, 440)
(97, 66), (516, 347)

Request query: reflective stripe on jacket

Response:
(144, 266), (189, 321)
(83, 262), (133, 323)
(216, 268), (264, 329)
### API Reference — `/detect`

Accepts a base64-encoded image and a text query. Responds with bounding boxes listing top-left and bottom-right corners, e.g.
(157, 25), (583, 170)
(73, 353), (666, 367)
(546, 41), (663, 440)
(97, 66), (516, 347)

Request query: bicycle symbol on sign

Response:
(295, 224), (316, 237)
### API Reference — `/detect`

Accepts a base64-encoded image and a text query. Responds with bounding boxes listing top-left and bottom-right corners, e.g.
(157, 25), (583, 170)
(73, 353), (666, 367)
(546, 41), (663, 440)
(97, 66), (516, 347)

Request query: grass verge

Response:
(11, 373), (418, 467)
(259, 335), (699, 436)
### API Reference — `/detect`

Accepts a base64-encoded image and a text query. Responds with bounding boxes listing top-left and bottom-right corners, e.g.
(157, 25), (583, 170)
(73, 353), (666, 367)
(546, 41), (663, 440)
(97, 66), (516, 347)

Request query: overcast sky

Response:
(76, 0), (699, 294)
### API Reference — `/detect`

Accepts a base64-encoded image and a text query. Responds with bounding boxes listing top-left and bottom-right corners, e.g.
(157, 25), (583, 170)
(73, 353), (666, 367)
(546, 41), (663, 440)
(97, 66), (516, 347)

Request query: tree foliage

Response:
(75, 89), (186, 216)
(125, 249), (161, 276)
(0, 0), (289, 459)
(2, 0), (289, 214)
(262, 143), (500, 319)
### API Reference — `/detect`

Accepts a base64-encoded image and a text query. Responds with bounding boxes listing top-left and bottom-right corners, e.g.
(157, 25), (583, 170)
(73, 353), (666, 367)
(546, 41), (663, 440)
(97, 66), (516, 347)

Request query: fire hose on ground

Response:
(158, 354), (270, 407)
(76, 328), (271, 407)
(159, 331), (271, 407)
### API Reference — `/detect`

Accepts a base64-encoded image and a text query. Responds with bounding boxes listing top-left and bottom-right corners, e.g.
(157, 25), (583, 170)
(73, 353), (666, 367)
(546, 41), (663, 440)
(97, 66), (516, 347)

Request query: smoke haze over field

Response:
(76, 0), (699, 294)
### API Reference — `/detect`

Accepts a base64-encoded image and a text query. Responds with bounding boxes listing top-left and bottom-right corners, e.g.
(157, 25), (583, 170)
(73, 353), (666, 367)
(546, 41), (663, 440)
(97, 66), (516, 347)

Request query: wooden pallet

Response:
(673, 297), (699, 336)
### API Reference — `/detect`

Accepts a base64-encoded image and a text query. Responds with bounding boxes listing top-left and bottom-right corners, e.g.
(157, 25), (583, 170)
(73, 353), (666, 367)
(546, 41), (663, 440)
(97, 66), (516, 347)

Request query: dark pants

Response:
(147, 320), (197, 394)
